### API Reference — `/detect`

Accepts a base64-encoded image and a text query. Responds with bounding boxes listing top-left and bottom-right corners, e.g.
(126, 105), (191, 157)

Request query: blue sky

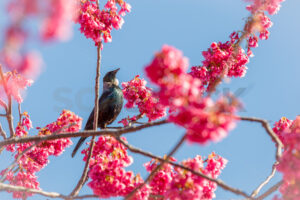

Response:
(1, 0), (300, 199)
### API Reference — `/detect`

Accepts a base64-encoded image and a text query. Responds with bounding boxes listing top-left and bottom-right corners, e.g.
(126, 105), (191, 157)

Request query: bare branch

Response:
(70, 35), (102, 197)
(254, 181), (282, 200)
(70, 136), (96, 197)
(239, 116), (283, 160)
(124, 134), (186, 200)
(6, 96), (15, 138)
(239, 116), (283, 199)
(250, 163), (278, 198)
(0, 183), (66, 199)
(0, 119), (168, 148)
(18, 104), (22, 123)
(0, 123), (7, 139)
(0, 182), (98, 199)
(0, 67), (15, 138)
(117, 137), (251, 199)
(0, 99), (8, 111)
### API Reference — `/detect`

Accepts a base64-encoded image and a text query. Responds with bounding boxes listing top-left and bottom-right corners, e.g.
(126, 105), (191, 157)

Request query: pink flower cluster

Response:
(2, 110), (82, 199)
(274, 116), (300, 200)
(169, 97), (239, 144)
(145, 45), (239, 144)
(40, 0), (74, 41)
(246, 0), (285, 15)
(6, 0), (74, 42)
(0, 70), (33, 104)
(145, 153), (227, 200)
(2, 0), (76, 78)
(121, 75), (166, 123)
(243, 0), (285, 56)
(190, 33), (249, 91)
(82, 136), (150, 199)
(190, 0), (285, 90)
(76, 0), (131, 46)
(144, 157), (176, 198)
(273, 117), (292, 145)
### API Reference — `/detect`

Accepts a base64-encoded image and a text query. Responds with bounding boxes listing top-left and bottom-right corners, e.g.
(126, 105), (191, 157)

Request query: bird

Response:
(71, 68), (124, 157)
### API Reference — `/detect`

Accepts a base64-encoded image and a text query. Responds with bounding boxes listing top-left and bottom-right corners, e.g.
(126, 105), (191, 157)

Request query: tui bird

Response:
(71, 68), (124, 157)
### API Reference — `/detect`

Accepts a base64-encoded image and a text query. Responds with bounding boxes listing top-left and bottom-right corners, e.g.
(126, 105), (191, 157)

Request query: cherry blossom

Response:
(2, 110), (82, 199)
(82, 136), (150, 199)
(0, 70), (33, 104)
(75, 0), (131, 46)
(275, 116), (300, 200)
(121, 75), (166, 122)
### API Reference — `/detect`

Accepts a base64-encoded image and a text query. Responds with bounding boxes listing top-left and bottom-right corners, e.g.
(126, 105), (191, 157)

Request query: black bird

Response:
(71, 68), (124, 157)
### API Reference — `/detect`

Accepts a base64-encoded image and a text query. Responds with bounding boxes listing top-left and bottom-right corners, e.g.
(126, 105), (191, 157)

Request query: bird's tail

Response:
(72, 109), (94, 157)
(71, 137), (87, 158)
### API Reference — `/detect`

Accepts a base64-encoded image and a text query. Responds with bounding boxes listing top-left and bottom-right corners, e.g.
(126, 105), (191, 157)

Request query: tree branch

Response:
(250, 163), (278, 198)
(254, 181), (282, 200)
(0, 182), (98, 199)
(239, 116), (283, 160)
(124, 134), (186, 200)
(70, 33), (102, 197)
(70, 137), (96, 197)
(0, 123), (7, 139)
(0, 66), (15, 138)
(0, 120), (168, 148)
(117, 137), (251, 199)
(239, 116), (283, 199)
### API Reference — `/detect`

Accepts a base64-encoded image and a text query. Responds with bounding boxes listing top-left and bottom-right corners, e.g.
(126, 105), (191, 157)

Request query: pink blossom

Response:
(1, 51), (43, 79)
(4, 171), (40, 199)
(144, 45), (239, 144)
(144, 158), (176, 197)
(246, 0), (285, 15)
(273, 117), (292, 145)
(275, 116), (300, 200)
(40, 0), (74, 41)
(75, 0), (131, 46)
(145, 45), (189, 86)
(2, 110), (82, 199)
(122, 75), (167, 122)
(164, 153), (227, 200)
(169, 96), (239, 144)
(0, 70), (33, 103)
(190, 34), (249, 91)
(83, 136), (150, 199)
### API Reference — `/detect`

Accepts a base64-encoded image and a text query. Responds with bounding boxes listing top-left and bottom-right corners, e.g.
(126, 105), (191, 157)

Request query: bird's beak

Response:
(112, 68), (120, 74)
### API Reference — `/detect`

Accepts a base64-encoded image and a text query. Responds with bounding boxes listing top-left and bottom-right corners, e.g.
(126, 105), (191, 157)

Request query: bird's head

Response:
(103, 68), (120, 89)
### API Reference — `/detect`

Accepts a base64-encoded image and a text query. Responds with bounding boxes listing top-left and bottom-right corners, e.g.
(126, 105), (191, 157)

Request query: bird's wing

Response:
(83, 90), (111, 130)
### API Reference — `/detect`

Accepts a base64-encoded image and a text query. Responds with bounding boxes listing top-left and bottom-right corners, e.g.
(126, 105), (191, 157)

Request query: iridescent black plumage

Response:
(71, 68), (123, 157)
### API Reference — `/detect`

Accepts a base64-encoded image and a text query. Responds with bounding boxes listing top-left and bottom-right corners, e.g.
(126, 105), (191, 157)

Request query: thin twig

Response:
(6, 95), (15, 138)
(70, 38), (102, 197)
(0, 67), (15, 138)
(239, 116), (283, 199)
(117, 137), (251, 199)
(124, 134), (186, 200)
(0, 182), (98, 199)
(0, 119), (169, 148)
(254, 181), (282, 200)
(0, 183), (66, 199)
(70, 137), (96, 197)
(0, 123), (7, 139)
(250, 163), (278, 197)
(239, 116), (283, 161)
(0, 143), (37, 182)
(0, 99), (8, 111)
(18, 104), (22, 123)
